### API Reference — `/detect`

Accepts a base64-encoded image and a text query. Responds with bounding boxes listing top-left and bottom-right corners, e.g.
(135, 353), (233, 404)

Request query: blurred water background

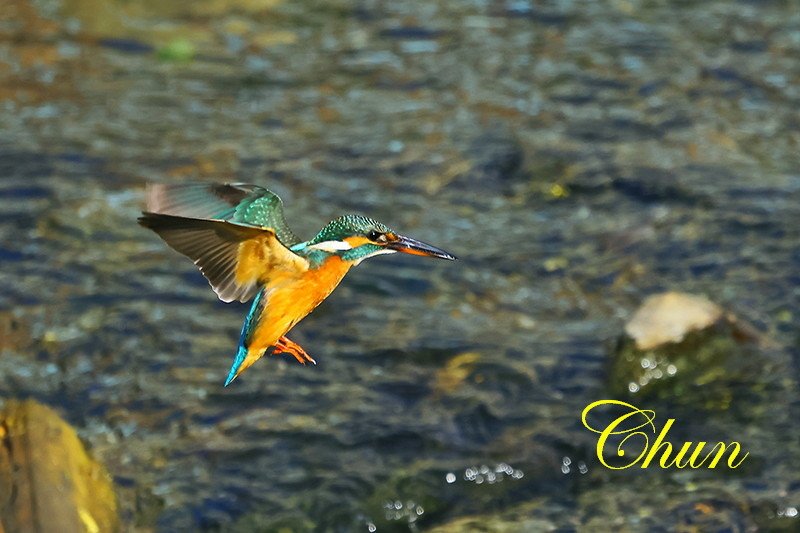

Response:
(1, 0), (799, 530)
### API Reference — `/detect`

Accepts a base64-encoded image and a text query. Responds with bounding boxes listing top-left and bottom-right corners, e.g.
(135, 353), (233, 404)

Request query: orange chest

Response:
(260, 256), (352, 331)
(248, 257), (352, 350)
(292, 256), (353, 309)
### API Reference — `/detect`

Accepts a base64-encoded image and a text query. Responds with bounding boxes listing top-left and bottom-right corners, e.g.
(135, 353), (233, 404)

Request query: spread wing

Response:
(145, 182), (301, 247)
(139, 213), (309, 303)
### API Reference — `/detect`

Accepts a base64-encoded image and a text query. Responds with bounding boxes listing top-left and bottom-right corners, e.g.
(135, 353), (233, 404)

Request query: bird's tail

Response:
(224, 289), (267, 386)
(224, 345), (248, 386)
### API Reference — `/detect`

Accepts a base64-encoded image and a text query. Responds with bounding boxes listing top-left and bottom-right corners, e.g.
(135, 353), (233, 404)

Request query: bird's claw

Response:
(274, 336), (316, 365)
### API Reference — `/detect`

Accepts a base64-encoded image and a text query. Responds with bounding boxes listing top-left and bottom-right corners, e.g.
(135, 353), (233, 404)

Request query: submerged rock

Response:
(577, 482), (760, 531)
(426, 499), (557, 532)
(0, 399), (118, 533)
(359, 452), (563, 532)
(440, 129), (525, 192)
(608, 292), (762, 405)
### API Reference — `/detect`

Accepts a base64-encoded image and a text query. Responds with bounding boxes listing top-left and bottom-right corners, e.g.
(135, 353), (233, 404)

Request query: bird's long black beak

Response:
(388, 235), (457, 260)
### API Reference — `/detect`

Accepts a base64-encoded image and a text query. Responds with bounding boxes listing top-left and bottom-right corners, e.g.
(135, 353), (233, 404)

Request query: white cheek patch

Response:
(308, 240), (353, 252)
(354, 248), (396, 266)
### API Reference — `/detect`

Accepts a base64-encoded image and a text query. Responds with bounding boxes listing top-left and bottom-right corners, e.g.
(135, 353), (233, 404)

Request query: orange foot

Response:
(273, 336), (316, 365)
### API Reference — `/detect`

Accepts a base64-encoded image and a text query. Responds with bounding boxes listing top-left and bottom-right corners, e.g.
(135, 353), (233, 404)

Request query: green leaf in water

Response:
(157, 39), (195, 62)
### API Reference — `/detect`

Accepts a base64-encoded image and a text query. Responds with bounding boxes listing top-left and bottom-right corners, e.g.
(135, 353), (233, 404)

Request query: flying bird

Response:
(138, 183), (456, 385)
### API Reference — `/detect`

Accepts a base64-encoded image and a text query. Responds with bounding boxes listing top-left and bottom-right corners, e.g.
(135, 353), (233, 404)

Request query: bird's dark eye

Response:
(367, 230), (387, 243)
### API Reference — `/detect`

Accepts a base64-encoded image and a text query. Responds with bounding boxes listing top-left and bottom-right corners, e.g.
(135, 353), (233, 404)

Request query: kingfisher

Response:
(138, 182), (456, 386)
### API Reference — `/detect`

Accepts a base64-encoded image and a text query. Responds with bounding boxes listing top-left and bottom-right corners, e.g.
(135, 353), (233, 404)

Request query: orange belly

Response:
(236, 256), (352, 374)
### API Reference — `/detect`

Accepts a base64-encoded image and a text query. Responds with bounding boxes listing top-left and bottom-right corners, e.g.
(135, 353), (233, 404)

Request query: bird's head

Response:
(300, 214), (456, 265)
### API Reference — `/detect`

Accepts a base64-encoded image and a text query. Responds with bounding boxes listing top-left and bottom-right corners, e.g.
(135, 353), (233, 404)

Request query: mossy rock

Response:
(0, 399), (119, 533)
(426, 499), (555, 532)
(608, 292), (763, 407)
(229, 511), (315, 533)
(361, 456), (557, 532)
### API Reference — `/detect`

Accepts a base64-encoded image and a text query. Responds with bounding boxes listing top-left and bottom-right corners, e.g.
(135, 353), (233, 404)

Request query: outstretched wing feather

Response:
(139, 213), (308, 303)
(145, 183), (302, 247)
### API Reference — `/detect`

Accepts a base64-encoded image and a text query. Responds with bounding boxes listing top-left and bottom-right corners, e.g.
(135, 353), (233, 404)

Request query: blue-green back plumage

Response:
(145, 182), (301, 247)
(232, 191), (300, 246)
